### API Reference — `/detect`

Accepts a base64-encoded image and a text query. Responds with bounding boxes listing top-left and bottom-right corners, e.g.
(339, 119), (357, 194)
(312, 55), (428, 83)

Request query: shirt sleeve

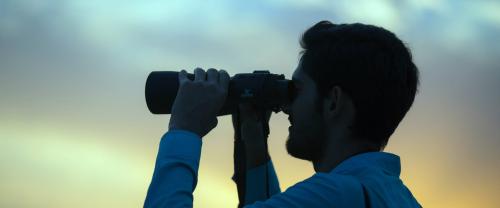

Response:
(144, 130), (202, 208)
(244, 173), (365, 208)
(243, 160), (281, 205)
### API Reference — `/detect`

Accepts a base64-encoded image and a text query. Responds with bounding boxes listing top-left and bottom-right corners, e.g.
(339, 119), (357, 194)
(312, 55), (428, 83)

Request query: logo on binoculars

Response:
(241, 89), (254, 98)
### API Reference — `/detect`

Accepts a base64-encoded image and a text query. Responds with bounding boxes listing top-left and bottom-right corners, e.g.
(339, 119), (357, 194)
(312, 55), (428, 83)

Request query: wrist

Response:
(244, 138), (270, 169)
(240, 122), (267, 141)
(245, 147), (270, 169)
(168, 123), (202, 138)
(244, 139), (267, 149)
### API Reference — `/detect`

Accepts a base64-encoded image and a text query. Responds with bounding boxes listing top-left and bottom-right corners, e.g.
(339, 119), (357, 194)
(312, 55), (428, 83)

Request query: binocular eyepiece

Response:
(145, 70), (295, 116)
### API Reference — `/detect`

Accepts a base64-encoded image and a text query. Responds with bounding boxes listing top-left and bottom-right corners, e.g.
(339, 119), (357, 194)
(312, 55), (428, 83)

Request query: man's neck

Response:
(312, 139), (380, 173)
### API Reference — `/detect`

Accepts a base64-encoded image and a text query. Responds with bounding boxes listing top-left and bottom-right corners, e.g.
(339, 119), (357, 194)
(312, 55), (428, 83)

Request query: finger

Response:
(194, 68), (206, 82)
(178, 70), (189, 84)
(206, 68), (218, 83)
(219, 69), (230, 91)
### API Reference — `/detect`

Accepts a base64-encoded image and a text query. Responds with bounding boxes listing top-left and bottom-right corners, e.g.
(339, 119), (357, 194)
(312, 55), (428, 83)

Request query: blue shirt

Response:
(144, 130), (422, 208)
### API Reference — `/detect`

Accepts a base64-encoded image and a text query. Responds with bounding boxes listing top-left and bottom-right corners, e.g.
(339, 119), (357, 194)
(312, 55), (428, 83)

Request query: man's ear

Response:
(323, 86), (343, 118)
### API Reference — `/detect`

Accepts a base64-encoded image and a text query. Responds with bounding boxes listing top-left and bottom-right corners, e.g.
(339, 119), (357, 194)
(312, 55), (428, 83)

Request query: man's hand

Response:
(232, 103), (273, 169)
(233, 103), (272, 144)
(168, 68), (230, 138)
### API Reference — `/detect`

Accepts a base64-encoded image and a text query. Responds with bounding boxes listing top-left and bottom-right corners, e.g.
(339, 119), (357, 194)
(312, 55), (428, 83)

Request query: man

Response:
(144, 21), (422, 207)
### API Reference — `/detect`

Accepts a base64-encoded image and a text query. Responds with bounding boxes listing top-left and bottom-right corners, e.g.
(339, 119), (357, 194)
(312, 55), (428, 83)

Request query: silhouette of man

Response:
(144, 21), (422, 207)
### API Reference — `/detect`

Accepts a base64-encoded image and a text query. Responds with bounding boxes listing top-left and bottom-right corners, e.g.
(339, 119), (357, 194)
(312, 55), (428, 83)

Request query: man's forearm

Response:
(238, 122), (281, 205)
(144, 130), (202, 208)
(244, 141), (270, 169)
(240, 122), (270, 169)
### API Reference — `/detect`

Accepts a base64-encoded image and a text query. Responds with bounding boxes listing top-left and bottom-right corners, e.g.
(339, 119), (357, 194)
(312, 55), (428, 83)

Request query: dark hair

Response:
(300, 20), (419, 148)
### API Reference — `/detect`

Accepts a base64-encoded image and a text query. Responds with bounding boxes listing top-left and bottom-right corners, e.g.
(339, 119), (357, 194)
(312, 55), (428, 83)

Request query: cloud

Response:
(1, 1), (500, 207)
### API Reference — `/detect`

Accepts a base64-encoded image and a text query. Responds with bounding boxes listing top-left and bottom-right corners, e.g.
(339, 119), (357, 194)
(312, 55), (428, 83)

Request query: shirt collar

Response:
(331, 151), (401, 176)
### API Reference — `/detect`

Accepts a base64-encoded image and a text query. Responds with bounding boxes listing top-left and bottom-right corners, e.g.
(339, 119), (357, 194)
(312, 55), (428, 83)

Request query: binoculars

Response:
(145, 70), (295, 116)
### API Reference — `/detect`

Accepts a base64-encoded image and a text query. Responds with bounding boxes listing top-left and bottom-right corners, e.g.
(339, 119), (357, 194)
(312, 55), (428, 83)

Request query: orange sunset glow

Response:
(1, 1), (499, 207)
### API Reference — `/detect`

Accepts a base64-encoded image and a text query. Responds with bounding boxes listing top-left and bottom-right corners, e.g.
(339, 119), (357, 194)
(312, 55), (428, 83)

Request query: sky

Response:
(1, 0), (500, 207)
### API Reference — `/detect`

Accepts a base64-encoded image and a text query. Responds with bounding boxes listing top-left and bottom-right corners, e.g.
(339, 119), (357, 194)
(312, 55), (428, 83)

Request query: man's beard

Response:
(285, 121), (327, 162)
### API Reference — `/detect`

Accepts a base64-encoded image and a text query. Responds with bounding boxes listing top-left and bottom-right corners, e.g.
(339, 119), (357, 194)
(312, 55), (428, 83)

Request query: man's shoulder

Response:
(309, 171), (361, 183)
(262, 172), (365, 207)
(293, 172), (365, 196)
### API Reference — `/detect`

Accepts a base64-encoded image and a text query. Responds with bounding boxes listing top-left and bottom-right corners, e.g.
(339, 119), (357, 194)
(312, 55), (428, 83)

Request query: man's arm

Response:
(232, 107), (281, 205)
(144, 130), (202, 208)
(241, 142), (281, 205)
(144, 68), (229, 207)
(243, 160), (281, 205)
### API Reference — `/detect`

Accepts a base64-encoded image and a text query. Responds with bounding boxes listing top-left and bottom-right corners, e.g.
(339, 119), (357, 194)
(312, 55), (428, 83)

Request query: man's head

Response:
(283, 21), (419, 162)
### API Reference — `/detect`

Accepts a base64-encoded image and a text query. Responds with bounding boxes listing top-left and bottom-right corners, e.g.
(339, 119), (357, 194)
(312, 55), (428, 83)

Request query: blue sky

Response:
(1, 0), (500, 207)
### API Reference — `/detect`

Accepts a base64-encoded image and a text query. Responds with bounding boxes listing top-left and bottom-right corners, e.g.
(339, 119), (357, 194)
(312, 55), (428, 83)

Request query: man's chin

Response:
(285, 136), (314, 161)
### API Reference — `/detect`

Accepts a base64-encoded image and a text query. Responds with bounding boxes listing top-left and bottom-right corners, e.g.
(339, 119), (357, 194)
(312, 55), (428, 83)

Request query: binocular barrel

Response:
(145, 70), (294, 116)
